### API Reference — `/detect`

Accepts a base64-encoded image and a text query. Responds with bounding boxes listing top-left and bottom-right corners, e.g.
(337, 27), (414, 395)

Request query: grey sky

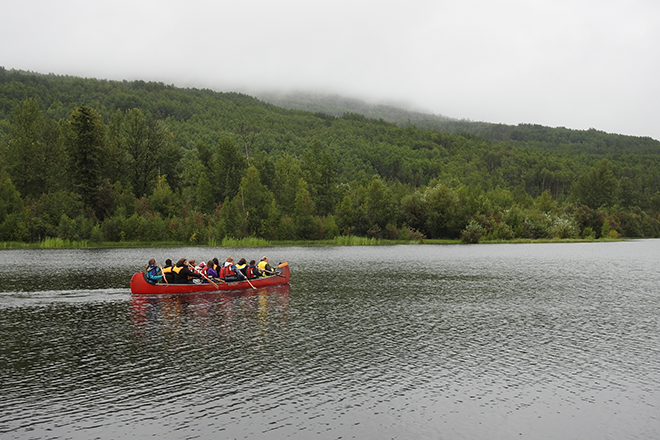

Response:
(2, 0), (659, 140)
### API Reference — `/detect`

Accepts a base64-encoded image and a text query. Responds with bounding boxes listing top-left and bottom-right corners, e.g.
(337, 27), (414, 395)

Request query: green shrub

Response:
(333, 235), (379, 245)
(461, 220), (485, 243)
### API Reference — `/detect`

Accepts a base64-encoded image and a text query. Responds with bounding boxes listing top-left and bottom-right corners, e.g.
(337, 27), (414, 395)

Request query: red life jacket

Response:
(219, 264), (236, 278)
(246, 266), (259, 279)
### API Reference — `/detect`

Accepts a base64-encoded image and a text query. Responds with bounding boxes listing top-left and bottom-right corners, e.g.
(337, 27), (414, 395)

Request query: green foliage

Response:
(461, 220), (485, 243)
(2, 69), (660, 243)
(293, 179), (318, 239)
(0, 172), (24, 223)
(210, 138), (248, 204)
(216, 236), (271, 247)
(571, 159), (620, 209)
(216, 197), (241, 240)
(262, 199), (287, 240)
(235, 166), (273, 236)
(63, 106), (106, 214)
(195, 171), (215, 214)
(148, 176), (178, 217)
(7, 98), (48, 199)
(0, 174), (28, 241)
(274, 154), (303, 214)
(40, 237), (89, 248)
(300, 141), (337, 216)
(333, 235), (380, 246)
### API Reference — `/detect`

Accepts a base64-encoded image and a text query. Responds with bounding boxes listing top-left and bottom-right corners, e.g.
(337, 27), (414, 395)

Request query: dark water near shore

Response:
(1, 242), (659, 439)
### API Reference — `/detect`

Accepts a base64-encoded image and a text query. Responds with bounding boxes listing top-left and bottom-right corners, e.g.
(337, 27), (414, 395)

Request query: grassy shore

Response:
(0, 235), (625, 250)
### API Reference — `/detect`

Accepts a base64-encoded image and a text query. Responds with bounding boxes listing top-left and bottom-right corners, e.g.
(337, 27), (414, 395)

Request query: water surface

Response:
(1, 242), (659, 439)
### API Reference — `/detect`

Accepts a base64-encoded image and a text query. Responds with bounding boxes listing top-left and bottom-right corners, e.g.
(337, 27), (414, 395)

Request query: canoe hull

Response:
(130, 262), (290, 294)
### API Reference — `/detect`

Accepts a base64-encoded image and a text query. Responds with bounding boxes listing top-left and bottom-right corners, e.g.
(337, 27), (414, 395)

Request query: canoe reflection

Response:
(131, 284), (290, 339)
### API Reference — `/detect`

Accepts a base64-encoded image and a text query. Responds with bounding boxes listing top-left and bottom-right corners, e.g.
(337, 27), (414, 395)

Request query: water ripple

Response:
(2, 243), (660, 438)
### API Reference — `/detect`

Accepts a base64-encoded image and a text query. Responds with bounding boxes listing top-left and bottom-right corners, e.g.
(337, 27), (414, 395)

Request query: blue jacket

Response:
(146, 264), (163, 284)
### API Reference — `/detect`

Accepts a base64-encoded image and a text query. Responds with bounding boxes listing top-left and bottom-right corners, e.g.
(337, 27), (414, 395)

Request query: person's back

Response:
(236, 258), (247, 276)
(162, 259), (175, 283)
(257, 257), (273, 275)
(220, 256), (246, 282)
(145, 258), (163, 284)
(206, 260), (218, 279)
(172, 258), (190, 283)
(246, 260), (262, 279)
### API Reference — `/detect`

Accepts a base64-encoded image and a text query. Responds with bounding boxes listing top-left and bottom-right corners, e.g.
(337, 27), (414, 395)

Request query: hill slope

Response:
(2, 68), (660, 243)
(256, 90), (660, 154)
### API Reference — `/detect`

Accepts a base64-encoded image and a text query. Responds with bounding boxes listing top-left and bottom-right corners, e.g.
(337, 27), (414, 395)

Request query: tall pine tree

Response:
(64, 106), (106, 216)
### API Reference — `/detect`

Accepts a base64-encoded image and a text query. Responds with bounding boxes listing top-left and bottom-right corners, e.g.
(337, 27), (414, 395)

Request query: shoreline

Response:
(0, 237), (625, 250)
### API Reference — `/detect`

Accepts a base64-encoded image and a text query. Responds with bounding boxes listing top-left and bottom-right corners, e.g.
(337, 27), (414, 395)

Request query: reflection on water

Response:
(131, 285), (290, 341)
(1, 242), (660, 439)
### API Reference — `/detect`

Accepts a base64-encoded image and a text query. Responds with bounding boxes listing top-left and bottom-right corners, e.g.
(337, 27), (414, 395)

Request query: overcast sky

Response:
(2, 0), (659, 140)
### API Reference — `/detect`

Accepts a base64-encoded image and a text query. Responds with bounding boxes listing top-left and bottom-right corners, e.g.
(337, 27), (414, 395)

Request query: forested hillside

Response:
(258, 91), (660, 154)
(2, 67), (660, 244)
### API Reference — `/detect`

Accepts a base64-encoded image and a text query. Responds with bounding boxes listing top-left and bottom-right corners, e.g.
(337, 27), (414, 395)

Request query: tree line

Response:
(2, 69), (660, 244)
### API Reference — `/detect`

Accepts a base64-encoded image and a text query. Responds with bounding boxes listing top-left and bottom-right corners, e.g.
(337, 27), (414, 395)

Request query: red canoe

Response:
(130, 262), (290, 294)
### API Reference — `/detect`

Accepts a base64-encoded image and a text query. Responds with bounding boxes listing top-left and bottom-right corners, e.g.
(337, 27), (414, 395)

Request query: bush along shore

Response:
(0, 235), (624, 250)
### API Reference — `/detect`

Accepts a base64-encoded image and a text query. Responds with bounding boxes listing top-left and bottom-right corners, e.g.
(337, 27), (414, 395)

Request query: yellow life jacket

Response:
(257, 261), (270, 274)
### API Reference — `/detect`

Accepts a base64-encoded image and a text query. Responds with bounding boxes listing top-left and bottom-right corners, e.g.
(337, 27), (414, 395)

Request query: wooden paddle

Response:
(244, 277), (256, 290)
(262, 263), (287, 278)
(159, 265), (168, 284)
(190, 264), (219, 289)
(201, 272), (220, 289)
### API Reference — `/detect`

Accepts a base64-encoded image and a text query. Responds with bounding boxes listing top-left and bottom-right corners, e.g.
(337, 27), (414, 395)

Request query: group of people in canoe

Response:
(145, 255), (276, 285)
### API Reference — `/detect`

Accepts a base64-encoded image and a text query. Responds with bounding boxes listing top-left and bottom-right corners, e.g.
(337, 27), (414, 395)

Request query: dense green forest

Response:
(2, 67), (660, 245)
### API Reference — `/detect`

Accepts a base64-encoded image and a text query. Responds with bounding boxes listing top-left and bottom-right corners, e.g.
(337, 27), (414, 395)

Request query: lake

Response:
(1, 241), (659, 439)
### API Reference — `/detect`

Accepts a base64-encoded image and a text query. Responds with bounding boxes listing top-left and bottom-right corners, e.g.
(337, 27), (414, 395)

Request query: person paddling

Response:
(219, 256), (247, 282)
(161, 258), (175, 283)
(145, 258), (164, 284)
(257, 256), (274, 275)
(246, 259), (262, 279)
(236, 258), (248, 276)
(205, 260), (219, 279)
(172, 258), (201, 284)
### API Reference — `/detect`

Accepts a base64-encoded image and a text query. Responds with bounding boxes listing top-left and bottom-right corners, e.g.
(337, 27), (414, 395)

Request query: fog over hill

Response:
(255, 90), (660, 153)
(255, 90), (455, 123)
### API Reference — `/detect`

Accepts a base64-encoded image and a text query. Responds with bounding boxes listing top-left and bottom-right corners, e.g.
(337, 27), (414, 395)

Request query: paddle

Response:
(244, 277), (257, 290)
(159, 265), (168, 284)
(190, 264), (219, 289)
(201, 272), (220, 289)
(261, 263), (287, 278)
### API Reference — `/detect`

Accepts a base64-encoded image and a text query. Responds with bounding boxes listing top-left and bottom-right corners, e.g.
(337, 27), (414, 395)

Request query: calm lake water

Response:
(1, 241), (659, 439)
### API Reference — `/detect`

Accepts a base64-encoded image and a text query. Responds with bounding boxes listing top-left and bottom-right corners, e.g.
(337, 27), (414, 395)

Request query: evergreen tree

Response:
(0, 171), (26, 240)
(196, 171), (215, 214)
(293, 179), (317, 239)
(301, 141), (337, 216)
(363, 176), (396, 236)
(571, 159), (620, 209)
(235, 166), (273, 236)
(209, 138), (248, 203)
(0, 172), (20, 215)
(124, 108), (171, 198)
(262, 199), (288, 240)
(106, 109), (129, 186)
(149, 175), (178, 217)
(217, 197), (241, 239)
(401, 191), (428, 233)
(63, 106), (106, 215)
(7, 98), (48, 199)
(274, 154), (303, 214)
